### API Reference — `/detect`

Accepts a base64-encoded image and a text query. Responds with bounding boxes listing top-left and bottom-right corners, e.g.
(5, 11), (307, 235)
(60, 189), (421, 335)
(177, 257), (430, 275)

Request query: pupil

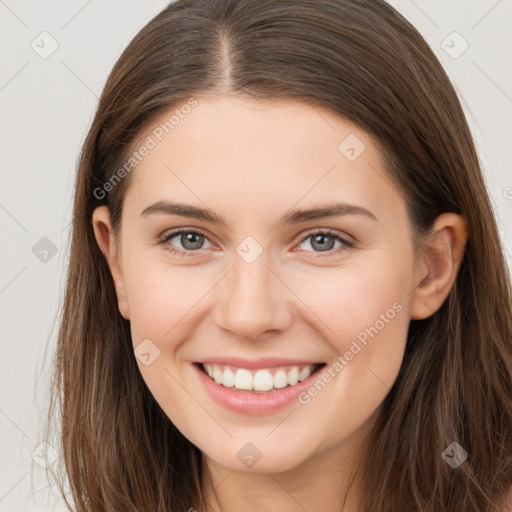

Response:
(182, 232), (203, 250)
(312, 234), (334, 252)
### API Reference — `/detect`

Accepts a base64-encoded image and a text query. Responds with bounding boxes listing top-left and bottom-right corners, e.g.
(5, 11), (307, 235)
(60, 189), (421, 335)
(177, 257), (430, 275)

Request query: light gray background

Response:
(1, 1), (511, 510)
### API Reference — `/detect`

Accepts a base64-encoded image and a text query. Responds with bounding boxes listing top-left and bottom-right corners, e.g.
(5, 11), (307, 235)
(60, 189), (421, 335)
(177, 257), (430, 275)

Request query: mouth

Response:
(194, 361), (326, 394)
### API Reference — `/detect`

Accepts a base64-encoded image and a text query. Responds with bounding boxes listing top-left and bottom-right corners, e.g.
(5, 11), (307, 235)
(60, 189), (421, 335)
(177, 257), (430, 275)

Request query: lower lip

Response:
(193, 363), (326, 415)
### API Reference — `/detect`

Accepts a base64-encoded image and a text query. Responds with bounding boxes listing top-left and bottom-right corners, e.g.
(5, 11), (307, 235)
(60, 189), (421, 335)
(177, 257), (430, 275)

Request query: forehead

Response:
(123, 94), (405, 228)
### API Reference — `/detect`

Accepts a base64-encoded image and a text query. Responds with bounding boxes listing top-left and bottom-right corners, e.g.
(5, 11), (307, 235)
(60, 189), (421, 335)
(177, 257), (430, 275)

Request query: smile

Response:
(192, 357), (329, 414)
(199, 362), (325, 393)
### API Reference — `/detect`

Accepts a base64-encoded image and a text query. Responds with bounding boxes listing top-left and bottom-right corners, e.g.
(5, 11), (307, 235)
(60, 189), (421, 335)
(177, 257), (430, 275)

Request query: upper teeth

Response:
(202, 363), (318, 391)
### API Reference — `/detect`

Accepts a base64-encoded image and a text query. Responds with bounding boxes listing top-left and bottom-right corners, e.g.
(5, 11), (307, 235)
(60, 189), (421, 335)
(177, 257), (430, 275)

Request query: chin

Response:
(201, 437), (313, 474)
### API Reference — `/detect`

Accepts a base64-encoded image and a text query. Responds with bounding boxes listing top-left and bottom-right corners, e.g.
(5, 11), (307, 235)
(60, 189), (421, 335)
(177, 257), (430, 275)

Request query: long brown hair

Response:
(45, 0), (512, 510)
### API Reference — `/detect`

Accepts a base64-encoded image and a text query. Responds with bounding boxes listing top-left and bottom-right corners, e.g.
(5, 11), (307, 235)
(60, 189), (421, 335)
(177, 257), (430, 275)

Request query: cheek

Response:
(125, 256), (215, 344)
(287, 255), (411, 344)
(124, 259), (215, 417)
(125, 246), (413, 358)
(286, 255), (411, 395)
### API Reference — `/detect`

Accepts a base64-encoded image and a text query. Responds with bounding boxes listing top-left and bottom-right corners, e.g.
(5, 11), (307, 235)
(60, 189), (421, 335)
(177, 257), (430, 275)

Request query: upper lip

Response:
(196, 357), (325, 369)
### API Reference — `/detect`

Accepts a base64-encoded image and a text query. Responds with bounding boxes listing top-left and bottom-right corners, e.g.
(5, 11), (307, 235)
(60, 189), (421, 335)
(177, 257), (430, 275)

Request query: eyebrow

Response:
(141, 200), (378, 227)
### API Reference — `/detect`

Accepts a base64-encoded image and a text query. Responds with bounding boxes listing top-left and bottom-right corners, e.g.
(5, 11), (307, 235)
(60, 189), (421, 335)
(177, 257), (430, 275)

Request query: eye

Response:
(157, 227), (354, 257)
(296, 229), (354, 254)
(158, 229), (214, 255)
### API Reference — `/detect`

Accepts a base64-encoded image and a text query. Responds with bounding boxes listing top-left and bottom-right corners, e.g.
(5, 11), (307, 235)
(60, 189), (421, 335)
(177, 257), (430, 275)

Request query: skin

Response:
(92, 94), (468, 511)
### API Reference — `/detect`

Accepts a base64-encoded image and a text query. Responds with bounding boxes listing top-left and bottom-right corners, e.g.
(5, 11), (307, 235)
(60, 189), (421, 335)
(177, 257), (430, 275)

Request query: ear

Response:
(410, 213), (469, 320)
(92, 206), (130, 319)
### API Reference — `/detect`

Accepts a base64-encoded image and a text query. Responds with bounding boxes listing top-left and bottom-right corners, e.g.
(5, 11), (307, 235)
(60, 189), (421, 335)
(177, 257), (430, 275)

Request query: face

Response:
(94, 94), (420, 474)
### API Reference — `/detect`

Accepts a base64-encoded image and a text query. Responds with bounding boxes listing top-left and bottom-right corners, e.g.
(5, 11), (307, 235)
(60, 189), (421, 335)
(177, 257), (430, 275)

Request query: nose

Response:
(213, 254), (293, 340)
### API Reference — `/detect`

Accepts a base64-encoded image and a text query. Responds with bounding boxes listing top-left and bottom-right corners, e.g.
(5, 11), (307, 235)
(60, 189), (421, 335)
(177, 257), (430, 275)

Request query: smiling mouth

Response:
(195, 362), (326, 393)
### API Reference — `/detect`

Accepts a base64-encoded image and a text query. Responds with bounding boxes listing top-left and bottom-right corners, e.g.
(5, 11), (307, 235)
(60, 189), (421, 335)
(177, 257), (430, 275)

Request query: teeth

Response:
(223, 368), (235, 387)
(253, 369), (273, 391)
(287, 366), (299, 386)
(274, 369), (288, 389)
(202, 363), (320, 392)
(234, 369), (253, 390)
(213, 365), (223, 384)
(299, 366), (312, 382)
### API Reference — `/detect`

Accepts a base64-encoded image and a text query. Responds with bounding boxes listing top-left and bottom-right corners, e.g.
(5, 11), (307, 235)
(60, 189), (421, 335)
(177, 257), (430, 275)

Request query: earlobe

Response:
(91, 206), (130, 320)
(410, 213), (469, 320)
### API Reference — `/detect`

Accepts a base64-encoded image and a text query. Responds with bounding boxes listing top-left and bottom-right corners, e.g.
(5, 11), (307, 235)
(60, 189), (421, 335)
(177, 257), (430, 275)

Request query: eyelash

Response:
(157, 228), (355, 257)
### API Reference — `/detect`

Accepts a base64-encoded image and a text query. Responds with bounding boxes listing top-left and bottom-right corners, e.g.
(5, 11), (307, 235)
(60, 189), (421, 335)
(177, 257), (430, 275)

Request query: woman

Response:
(46, 0), (512, 510)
